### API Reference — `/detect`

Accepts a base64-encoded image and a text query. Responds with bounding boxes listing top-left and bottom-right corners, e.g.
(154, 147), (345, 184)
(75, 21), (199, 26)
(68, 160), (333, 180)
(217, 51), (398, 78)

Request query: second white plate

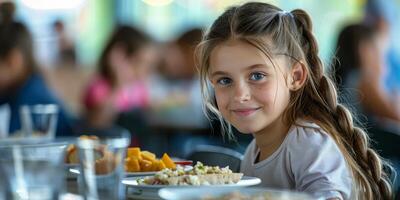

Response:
(124, 176), (261, 200)
(122, 175), (261, 189)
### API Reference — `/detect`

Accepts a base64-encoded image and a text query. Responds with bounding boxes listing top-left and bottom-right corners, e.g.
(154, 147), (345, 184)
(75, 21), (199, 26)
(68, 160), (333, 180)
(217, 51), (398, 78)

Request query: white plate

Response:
(125, 165), (193, 177)
(123, 176), (260, 188)
(124, 176), (260, 200)
(158, 187), (318, 200)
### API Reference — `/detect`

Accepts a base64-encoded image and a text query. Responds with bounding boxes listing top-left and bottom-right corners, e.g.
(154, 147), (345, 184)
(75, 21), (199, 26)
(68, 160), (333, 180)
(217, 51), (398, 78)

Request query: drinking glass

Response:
(20, 104), (58, 139)
(0, 142), (67, 200)
(76, 131), (130, 200)
(0, 104), (10, 139)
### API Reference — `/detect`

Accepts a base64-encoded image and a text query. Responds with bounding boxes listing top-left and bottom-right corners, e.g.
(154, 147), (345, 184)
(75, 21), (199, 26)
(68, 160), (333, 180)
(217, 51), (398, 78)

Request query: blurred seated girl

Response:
(83, 26), (157, 129)
(333, 23), (400, 123)
(0, 21), (74, 137)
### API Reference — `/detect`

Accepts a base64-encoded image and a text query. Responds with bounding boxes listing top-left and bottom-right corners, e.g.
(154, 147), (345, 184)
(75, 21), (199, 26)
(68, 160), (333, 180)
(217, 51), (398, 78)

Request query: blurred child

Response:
(150, 28), (207, 128)
(364, 0), (400, 102)
(196, 2), (392, 199)
(52, 20), (76, 65)
(83, 25), (157, 128)
(0, 21), (74, 137)
(146, 28), (210, 157)
(333, 24), (400, 123)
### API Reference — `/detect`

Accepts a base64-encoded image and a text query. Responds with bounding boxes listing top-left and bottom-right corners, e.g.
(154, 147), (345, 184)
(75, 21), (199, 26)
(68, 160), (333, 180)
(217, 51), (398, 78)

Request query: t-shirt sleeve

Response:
(288, 127), (352, 200)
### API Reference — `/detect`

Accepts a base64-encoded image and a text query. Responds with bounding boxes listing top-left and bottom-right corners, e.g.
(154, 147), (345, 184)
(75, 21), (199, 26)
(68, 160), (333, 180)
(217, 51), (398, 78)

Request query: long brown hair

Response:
(196, 2), (392, 199)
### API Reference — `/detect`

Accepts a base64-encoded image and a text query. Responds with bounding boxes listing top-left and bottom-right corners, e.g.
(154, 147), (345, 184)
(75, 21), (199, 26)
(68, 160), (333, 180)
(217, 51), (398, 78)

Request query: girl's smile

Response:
(231, 107), (261, 117)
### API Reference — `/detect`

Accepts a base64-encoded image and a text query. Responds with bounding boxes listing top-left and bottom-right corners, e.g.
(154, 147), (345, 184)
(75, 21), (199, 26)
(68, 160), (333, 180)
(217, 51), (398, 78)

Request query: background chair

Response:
(186, 144), (243, 172)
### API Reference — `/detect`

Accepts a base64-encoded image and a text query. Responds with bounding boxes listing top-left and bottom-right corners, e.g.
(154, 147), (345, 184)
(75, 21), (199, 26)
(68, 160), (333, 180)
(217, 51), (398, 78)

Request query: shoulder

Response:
(286, 120), (352, 199)
(286, 120), (336, 150)
(23, 74), (49, 92)
(18, 74), (58, 103)
(285, 120), (345, 166)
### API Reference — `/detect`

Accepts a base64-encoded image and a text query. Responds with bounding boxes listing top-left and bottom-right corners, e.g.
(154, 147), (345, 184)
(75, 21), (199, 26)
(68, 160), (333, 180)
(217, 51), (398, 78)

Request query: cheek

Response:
(272, 84), (291, 108)
(214, 89), (230, 113)
(252, 83), (276, 104)
(253, 80), (290, 109)
(214, 90), (227, 107)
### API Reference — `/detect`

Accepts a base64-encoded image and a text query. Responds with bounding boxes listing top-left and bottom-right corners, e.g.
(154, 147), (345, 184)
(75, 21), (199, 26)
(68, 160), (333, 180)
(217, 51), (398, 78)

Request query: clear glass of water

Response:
(20, 104), (58, 139)
(76, 131), (130, 200)
(0, 142), (67, 200)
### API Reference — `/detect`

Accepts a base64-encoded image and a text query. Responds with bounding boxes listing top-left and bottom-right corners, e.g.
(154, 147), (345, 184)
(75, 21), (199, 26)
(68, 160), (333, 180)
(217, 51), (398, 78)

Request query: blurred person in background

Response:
(0, 1), (14, 24)
(363, 0), (400, 123)
(0, 2), (75, 137)
(83, 25), (157, 130)
(149, 28), (225, 157)
(150, 28), (206, 128)
(52, 19), (76, 66)
(333, 23), (400, 124)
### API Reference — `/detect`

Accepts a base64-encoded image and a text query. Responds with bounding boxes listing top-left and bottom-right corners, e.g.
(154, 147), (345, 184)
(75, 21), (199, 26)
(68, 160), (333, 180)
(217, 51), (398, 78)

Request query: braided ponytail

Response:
(291, 9), (393, 200)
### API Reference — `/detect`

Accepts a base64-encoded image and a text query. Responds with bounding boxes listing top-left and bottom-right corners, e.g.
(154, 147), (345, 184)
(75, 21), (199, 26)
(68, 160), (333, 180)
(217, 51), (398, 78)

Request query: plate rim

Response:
(122, 175), (261, 188)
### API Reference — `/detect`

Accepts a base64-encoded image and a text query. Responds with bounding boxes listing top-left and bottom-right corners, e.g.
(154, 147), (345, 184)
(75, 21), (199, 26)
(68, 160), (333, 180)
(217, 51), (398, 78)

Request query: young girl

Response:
(196, 2), (392, 200)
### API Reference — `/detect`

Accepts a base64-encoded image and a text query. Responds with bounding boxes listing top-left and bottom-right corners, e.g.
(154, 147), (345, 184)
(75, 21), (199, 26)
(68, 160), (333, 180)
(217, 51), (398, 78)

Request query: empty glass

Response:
(20, 104), (58, 139)
(76, 131), (130, 200)
(0, 104), (10, 139)
(0, 142), (67, 200)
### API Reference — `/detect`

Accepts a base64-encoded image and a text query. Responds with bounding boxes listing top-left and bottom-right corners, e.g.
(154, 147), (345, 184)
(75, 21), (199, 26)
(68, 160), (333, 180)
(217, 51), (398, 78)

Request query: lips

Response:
(231, 107), (260, 117)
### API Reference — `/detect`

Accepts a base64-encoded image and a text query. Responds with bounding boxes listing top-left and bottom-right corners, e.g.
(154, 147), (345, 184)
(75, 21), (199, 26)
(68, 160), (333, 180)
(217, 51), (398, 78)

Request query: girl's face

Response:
(209, 40), (291, 134)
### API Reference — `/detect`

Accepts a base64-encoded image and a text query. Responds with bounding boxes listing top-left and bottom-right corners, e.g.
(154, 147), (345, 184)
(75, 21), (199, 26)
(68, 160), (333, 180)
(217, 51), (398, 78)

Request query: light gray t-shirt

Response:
(240, 120), (352, 200)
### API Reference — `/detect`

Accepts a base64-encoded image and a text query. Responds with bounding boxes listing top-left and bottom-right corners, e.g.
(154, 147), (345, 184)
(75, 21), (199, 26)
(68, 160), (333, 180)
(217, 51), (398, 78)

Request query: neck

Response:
(254, 116), (290, 161)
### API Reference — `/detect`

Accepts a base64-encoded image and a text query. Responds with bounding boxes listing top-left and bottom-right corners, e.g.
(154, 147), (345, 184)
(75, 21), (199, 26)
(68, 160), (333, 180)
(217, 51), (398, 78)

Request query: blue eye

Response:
(250, 72), (265, 81)
(217, 78), (232, 86)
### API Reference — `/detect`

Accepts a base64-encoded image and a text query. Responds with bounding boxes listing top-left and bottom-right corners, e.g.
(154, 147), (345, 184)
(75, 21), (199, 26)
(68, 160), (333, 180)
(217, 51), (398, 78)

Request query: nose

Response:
(233, 82), (251, 103)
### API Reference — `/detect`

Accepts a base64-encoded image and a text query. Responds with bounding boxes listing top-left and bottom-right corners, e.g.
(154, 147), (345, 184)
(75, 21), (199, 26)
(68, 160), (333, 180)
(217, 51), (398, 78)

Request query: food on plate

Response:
(65, 135), (99, 164)
(125, 147), (176, 172)
(93, 148), (118, 175)
(138, 162), (243, 186)
(65, 135), (118, 175)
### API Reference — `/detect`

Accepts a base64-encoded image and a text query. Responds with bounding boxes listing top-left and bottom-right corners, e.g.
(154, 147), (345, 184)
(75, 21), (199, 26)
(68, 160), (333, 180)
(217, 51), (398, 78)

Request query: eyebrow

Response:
(210, 64), (267, 78)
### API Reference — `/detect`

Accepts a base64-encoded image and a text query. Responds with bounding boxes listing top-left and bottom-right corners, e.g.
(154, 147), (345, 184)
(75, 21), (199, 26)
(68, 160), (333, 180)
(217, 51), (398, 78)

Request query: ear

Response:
(287, 61), (307, 91)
